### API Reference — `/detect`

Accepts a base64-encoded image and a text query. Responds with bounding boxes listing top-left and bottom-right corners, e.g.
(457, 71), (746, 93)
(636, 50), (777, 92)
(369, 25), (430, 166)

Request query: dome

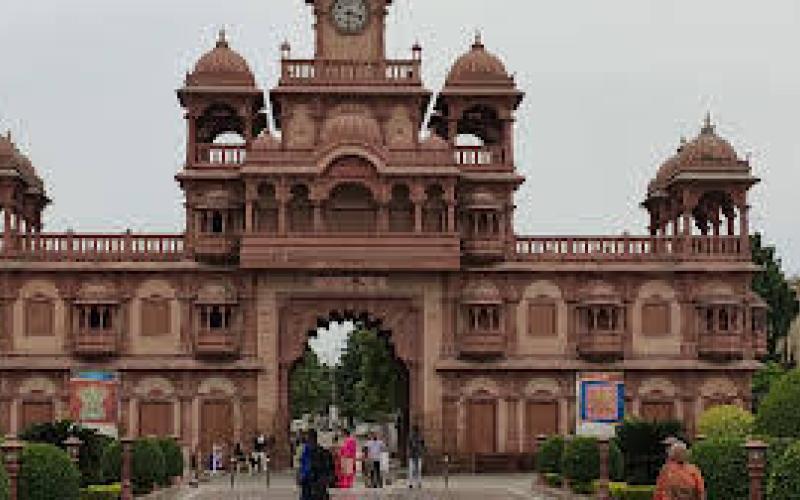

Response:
(650, 114), (744, 192)
(186, 30), (255, 88)
(461, 280), (502, 304)
(0, 131), (44, 191)
(320, 112), (383, 147)
(446, 34), (510, 85)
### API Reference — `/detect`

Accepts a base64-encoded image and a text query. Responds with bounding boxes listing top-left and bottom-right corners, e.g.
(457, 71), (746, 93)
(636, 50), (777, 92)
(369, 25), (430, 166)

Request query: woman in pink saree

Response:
(337, 429), (357, 488)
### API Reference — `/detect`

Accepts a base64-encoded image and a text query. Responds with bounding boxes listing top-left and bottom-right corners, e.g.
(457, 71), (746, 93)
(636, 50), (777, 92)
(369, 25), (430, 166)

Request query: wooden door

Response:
(524, 401), (559, 451)
(201, 400), (233, 467)
(467, 400), (497, 454)
(139, 401), (173, 437)
(21, 401), (54, 431)
(641, 401), (675, 422)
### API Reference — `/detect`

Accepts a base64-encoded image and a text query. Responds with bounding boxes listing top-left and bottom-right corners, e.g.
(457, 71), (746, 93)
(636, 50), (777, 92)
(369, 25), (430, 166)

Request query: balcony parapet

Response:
(515, 235), (747, 262)
(458, 331), (505, 359)
(279, 59), (421, 86)
(194, 329), (241, 358)
(6, 233), (185, 262)
(193, 144), (246, 167)
(698, 334), (744, 360)
(73, 329), (118, 358)
(577, 332), (624, 360)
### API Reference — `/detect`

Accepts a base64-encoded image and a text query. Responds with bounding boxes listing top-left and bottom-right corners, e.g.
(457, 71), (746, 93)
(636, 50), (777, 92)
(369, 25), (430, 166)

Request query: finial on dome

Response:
(701, 111), (715, 134)
(4, 130), (10, 141)
(473, 30), (484, 49)
(216, 27), (229, 48)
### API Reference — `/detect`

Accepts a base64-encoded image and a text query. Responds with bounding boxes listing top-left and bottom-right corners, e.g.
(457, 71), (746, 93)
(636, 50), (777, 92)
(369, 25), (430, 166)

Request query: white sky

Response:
(1, 0), (798, 273)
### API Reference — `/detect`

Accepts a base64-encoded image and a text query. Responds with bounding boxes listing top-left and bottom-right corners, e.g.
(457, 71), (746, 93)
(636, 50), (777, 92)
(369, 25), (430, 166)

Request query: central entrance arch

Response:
(276, 295), (423, 465)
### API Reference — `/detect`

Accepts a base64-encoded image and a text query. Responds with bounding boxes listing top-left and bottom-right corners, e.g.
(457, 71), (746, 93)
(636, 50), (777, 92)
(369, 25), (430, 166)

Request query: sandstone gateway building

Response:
(0, 0), (766, 467)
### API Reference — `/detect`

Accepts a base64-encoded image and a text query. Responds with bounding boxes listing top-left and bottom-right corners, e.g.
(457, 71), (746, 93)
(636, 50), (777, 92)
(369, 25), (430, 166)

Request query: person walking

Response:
(253, 431), (267, 474)
(365, 432), (385, 488)
(338, 429), (357, 488)
(407, 425), (425, 489)
(654, 441), (705, 500)
(299, 430), (335, 500)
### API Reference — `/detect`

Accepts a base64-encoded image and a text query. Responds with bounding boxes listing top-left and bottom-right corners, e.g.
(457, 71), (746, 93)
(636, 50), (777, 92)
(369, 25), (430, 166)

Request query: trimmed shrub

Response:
(18, 443), (80, 500)
(79, 483), (121, 500)
(618, 484), (657, 500)
(132, 438), (166, 495)
(609, 440), (624, 482)
(20, 420), (112, 487)
(689, 436), (747, 500)
(615, 418), (685, 485)
(542, 472), (562, 487)
(562, 436), (600, 490)
(756, 368), (800, 438)
(767, 440), (800, 500)
(0, 458), (8, 500)
(100, 440), (121, 484)
(697, 404), (754, 439)
(536, 435), (564, 473)
(158, 438), (184, 482)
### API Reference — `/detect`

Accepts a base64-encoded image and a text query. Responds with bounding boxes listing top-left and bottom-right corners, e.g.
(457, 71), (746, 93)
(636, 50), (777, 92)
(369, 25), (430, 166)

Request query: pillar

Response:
(185, 114), (197, 166)
(3, 208), (12, 254)
(2, 437), (23, 500)
(745, 439), (768, 500)
(597, 437), (610, 500)
(739, 204), (750, 254)
(277, 186), (289, 236)
(121, 437), (133, 500)
(64, 436), (82, 466)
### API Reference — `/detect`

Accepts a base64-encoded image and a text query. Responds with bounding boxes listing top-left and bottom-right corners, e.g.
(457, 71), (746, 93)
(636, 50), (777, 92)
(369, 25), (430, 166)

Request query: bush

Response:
(79, 483), (121, 500)
(767, 440), (800, 500)
(132, 438), (166, 495)
(562, 436), (600, 488)
(698, 404), (754, 439)
(609, 484), (657, 500)
(100, 440), (121, 484)
(542, 472), (562, 487)
(20, 420), (112, 487)
(756, 368), (800, 438)
(689, 436), (748, 500)
(536, 435), (564, 473)
(609, 439), (624, 482)
(158, 438), (184, 481)
(615, 418), (685, 485)
(0, 458), (8, 500)
(18, 443), (80, 500)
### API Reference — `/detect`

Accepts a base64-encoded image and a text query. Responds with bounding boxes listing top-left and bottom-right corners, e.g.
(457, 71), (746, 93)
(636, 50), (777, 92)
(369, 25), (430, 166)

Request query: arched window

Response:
(209, 306), (223, 329)
(423, 184), (446, 233)
(211, 211), (224, 234)
(288, 184), (313, 233)
(325, 183), (377, 233)
(89, 306), (101, 329)
(257, 183), (278, 233)
(388, 184), (413, 232)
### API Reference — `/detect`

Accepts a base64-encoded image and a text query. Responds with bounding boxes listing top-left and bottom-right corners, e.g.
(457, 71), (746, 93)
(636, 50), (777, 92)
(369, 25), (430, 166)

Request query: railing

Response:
(73, 329), (118, 357)
(194, 144), (247, 166)
(454, 146), (502, 166)
(194, 329), (241, 358)
(280, 59), (421, 85)
(577, 331), (624, 359)
(514, 236), (747, 261)
(14, 233), (185, 262)
(697, 334), (744, 360)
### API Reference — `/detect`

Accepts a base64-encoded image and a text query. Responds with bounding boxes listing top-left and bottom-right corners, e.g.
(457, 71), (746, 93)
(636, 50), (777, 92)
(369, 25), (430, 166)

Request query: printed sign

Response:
(69, 371), (119, 437)
(576, 372), (625, 438)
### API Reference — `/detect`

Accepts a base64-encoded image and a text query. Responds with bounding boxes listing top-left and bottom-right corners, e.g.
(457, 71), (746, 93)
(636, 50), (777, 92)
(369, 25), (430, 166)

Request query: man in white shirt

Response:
(365, 433), (385, 488)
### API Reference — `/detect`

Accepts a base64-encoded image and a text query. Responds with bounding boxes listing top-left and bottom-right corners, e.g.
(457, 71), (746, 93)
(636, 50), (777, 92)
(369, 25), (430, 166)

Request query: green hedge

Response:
(19, 443), (81, 500)
(615, 418), (684, 485)
(697, 404), (754, 439)
(767, 440), (800, 500)
(79, 483), (121, 500)
(536, 435), (564, 473)
(542, 472), (562, 487)
(562, 436), (600, 489)
(690, 436), (748, 500)
(609, 483), (657, 500)
(756, 368), (800, 438)
(158, 438), (184, 481)
(100, 440), (121, 484)
(132, 438), (166, 495)
(0, 457), (8, 500)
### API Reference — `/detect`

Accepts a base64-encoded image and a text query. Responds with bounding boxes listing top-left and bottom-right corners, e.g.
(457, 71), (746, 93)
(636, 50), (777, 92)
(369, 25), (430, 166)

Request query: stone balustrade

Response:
(9, 232), (185, 262)
(280, 58), (421, 85)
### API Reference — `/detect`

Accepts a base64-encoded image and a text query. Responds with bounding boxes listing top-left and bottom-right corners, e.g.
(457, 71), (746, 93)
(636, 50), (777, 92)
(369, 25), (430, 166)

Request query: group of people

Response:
(297, 425), (426, 500)
(206, 432), (274, 475)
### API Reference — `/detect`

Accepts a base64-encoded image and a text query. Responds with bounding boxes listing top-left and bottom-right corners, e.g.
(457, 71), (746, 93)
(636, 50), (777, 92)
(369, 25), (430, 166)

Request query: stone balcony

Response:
(193, 234), (239, 261)
(698, 334), (744, 360)
(458, 331), (506, 359)
(194, 329), (241, 358)
(462, 238), (506, 263)
(73, 329), (118, 357)
(577, 332), (624, 360)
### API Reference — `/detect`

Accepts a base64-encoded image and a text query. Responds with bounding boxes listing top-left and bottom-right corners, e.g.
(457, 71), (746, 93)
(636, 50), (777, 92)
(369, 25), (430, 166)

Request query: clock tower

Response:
(307, 0), (390, 61)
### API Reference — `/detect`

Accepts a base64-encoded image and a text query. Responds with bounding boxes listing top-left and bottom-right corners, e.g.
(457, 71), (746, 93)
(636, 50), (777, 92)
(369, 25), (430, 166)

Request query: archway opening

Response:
(288, 314), (410, 462)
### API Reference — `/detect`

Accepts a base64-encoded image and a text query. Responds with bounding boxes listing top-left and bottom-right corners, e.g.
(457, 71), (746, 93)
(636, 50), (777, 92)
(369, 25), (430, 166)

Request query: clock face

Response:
(331, 0), (369, 34)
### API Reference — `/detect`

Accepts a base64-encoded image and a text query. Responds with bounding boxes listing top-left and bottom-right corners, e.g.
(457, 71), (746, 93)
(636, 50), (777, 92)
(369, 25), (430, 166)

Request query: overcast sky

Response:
(1, 0), (798, 273)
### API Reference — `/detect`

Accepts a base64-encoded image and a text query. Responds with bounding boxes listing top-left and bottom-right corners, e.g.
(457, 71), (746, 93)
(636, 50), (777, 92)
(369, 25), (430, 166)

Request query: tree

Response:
(751, 233), (799, 359)
(752, 361), (787, 410)
(755, 368), (800, 438)
(290, 349), (333, 419)
(697, 405), (754, 439)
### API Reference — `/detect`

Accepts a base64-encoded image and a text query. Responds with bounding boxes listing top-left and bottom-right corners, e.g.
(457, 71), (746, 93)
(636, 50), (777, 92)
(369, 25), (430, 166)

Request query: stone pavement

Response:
(158, 472), (564, 499)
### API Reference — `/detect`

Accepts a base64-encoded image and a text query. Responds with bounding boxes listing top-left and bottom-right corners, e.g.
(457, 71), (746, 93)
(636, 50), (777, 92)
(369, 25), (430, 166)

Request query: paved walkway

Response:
(158, 472), (563, 499)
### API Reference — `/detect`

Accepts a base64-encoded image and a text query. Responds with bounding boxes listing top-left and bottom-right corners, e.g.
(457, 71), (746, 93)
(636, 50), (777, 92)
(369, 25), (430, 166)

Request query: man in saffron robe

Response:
(654, 441), (705, 500)
(337, 429), (357, 488)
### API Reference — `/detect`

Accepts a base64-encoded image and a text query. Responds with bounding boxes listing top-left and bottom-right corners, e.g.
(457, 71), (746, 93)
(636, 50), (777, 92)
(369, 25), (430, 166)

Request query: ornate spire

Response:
(701, 111), (715, 135)
(473, 30), (484, 49)
(216, 27), (229, 49)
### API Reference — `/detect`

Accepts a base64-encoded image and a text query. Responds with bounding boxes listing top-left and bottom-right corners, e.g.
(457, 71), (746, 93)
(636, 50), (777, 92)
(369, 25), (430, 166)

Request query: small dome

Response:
(186, 29), (255, 87)
(650, 114), (744, 192)
(320, 112), (383, 147)
(461, 280), (502, 304)
(446, 34), (510, 85)
(252, 131), (281, 151)
(0, 132), (44, 191)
